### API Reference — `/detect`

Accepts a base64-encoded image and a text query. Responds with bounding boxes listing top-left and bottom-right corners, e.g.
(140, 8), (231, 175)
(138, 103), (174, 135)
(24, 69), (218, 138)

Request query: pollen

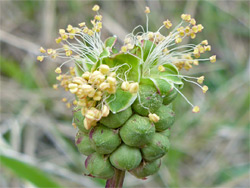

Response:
(99, 64), (110, 75)
(149, 113), (160, 123)
(55, 67), (62, 74)
(210, 55), (216, 63)
(94, 15), (102, 21)
(163, 20), (172, 29)
(37, 56), (44, 62)
(181, 14), (191, 21)
(55, 37), (62, 44)
(40, 47), (46, 53)
(201, 40), (208, 45)
(121, 46), (128, 53)
(190, 18), (196, 25)
(158, 65), (165, 72)
(197, 24), (204, 32)
(78, 22), (86, 27)
(192, 106), (200, 113)
(205, 45), (211, 51)
(175, 37), (182, 44)
(202, 85), (208, 93)
(145, 6), (150, 14)
(99, 82), (110, 91)
(121, 81), (130, 91)
(92, 5), (100, 12)
(66, 24), (73, 32)
(128, 82), (139, 93)
(197, 76), (204, 84)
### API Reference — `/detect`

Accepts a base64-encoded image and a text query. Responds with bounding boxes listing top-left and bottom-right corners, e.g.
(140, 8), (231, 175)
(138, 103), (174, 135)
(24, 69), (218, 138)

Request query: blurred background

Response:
(0, 0), (249, 187)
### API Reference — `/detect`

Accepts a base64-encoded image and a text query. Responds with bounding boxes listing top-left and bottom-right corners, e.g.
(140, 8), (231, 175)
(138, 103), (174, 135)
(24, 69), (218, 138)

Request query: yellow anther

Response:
(193, 48), (199, 55)
(210, 55), (216, 63)
(147, 32), (154, 39)
(201, 40), (208, 45)
(128, 82), (139, 93)
(83, 27), (89, 33)
(85, 109), (97, 121)
(197, 24), (204, 32)
(121, 46), (128, 53)
(59, 29), (65, 35)
(127, 43), (134, 50)
(66, 50), (72, 56)
(94, 15), (102, 21)
(82, 72), (91, 80)
(88, 30), (94, 36)
(81, 84), (93, 92)
(99, 64), (110, 75)
(62, 98), (67, 102)
(53, 84), (58, 89)
(175, 37), (182, 44)
(163, 48), (169, 54)
(99, 82), (110, 91)
(87, 100), (96, 108)
(73, 77), (86, 85)
(149, 113), (160, 123)
(47, 48), (53, 55)
(106, 85), (116, 94)
(72, 123), (77, 129)
(88, 89), (96, 98)
(73, 100), (78, 105)
(56, 75), (62, 81)
(66, 24), (73, 32)
(102, 105), (110, 117)
(197, 76), (204, 84)
(163, 19), (172, 29)
(190, 32), (196, 39)
(40, 47), (46, 53)
(52, 54), (58, 59)
(124, 38), (131, 44)
(181, 14), (191, 21)
(204, 45), (211, 51)
(109, 72), (116, 78)
(193, 60), (199, 65)
(78, 22), (86, 27)
(137, 35), (142, 41)
(158, 65), (165, 72)
(61, 34), (68, 40)
(107, 77), (116, 86)
(199, 46), (205, 53)
(66, 102), (71, 108)
(185, 26), (190, 33)
(184, 62), (192, 70)
(78, 99), (87, 107)
(190, 18), (196, 25)
(121, 81), (130, 91)
(192, 26), (198, 33)
(145, 6), (150, 14)
(192, 106), (200, 113)
(179, 29), (185, 37)
(55, 67), (62, 74)
(63, 45), (70, 51)
(202, 85), (208, 93)
(92, 5), (100, 11)
(55, 37), (62, 44)
(84, 118), (94, 130)
(37, 56), (44, 62)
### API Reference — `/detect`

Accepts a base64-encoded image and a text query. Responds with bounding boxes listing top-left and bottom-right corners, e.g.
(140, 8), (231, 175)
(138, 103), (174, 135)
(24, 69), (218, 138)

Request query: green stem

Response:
(105, 169), (125, 188)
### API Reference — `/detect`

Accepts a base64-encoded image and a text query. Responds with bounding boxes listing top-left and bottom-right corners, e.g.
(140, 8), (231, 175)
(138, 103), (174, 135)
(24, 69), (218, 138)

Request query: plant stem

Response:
(105, 169), (125, 188)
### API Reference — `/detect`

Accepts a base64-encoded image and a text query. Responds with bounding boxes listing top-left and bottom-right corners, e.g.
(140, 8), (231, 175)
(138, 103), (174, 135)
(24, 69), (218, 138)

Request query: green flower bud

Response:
(154, 105), (175, 131)
(109, 144), (142, 171)
(132, 85), (163, 116)
(141, 132), (170, 162)
(129, 159), (161, 179)
(89, 124), (121, 154)
(159, 129), (171, 137)
(162, 88), (178, 105)
(100, 107), (132, 128)
(75, 131), (95, 156)
(85, 152), (115, 179)
(120, 114), (155, 147)
(73, 107), (88, 133)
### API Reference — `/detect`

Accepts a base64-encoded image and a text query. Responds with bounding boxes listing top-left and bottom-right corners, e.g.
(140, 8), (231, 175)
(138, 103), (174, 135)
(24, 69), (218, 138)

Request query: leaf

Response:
(106, 88), (137, 113)
(105, 36), (117, 49)
(0, 154), (62, 188)
(102, 53), (141, 82)
(99, 48), (110, 59)
(143, 40), (156, 61)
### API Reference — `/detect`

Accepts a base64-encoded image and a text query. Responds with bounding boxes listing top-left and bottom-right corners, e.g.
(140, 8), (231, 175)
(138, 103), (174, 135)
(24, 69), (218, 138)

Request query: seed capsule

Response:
(129, 159), (161, 179)
(89, 124), (121, 154)
(141, 133), (170, 162)
(154, 105), (175, 131)
(109, 144), (142, 171)
(132, 84), (163, 116)
(120, 114), (155, 147)
(100, 107), (132, 128)
(85, 152), (115, 179)
(75, 131), (95, 156)
(162, 88), (178, 105)
(73, 107), (89, 133)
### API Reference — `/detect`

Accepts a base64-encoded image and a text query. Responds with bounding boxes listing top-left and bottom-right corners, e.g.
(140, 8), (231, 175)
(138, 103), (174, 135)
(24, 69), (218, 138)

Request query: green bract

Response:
(73, 107), (88, 133)
(75, 131), (95, 156)
(154, 105), (175, 131)
(109, 144), (142, 171)
(100, 107), (132, 128)
(129, 159), (161, 179)
(120, 114), (155, 147)
(132, 84), (163, 116)
(141, 133), (170, 162)
(163, 88), (178, 105)
(89, 124), (121, 154)
(85, 152), (115, 179)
